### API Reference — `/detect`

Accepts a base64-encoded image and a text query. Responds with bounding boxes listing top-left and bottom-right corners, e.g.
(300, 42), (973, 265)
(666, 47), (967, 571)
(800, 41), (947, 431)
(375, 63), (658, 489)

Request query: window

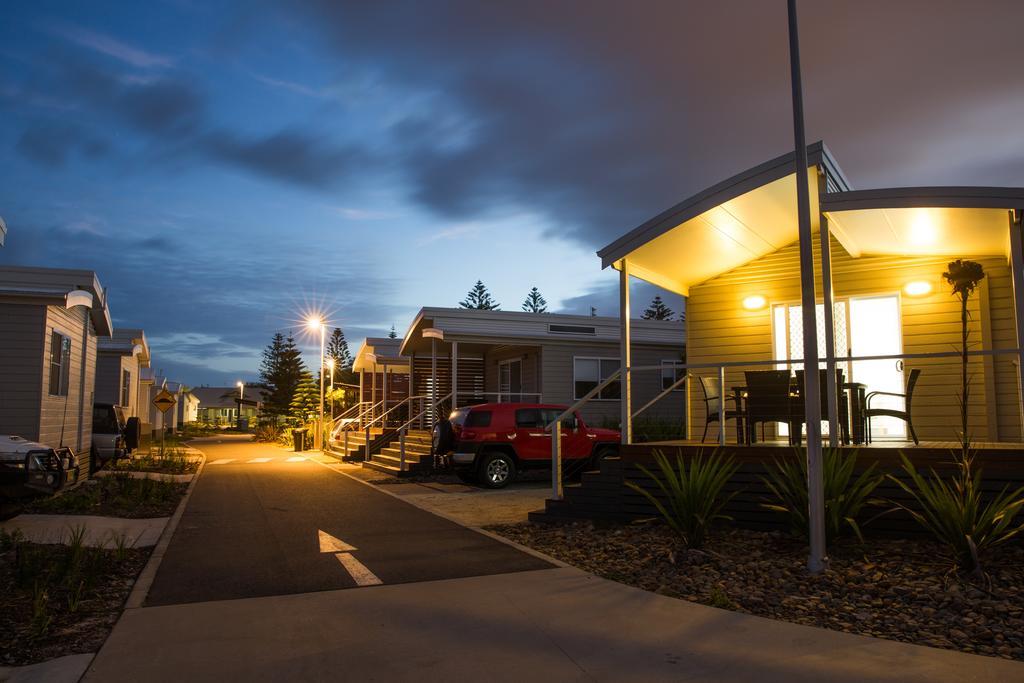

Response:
(661, 361), (685, 391)
(464, 410), (492, 427)
(516, 408), (564, 428)
(48, 331), (71, 396)
(120, 370), (132, 407)
(573, 357), (620, 400)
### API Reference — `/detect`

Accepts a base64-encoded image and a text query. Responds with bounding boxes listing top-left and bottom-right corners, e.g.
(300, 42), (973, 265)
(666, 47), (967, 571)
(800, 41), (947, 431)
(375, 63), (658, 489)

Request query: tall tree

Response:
(325, 327), (352, 381)
(258, 333), (306, 421)
(388, 324), (398, 339)
(289, 371), (320, 421)
(521, 287), (548, 313)
(641, 295), (674, 321)
(459, 280), (500, 310)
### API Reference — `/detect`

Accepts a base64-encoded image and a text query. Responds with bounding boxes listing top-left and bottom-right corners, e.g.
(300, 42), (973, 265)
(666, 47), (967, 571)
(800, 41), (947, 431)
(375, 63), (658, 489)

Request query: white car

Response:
(0, 435), (79, 498)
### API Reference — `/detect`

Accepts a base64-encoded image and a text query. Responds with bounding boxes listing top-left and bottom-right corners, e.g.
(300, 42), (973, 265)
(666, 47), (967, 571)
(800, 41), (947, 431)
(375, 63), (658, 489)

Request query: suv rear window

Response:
(515, 408), (564, 428)
(464, 410), (492, 427)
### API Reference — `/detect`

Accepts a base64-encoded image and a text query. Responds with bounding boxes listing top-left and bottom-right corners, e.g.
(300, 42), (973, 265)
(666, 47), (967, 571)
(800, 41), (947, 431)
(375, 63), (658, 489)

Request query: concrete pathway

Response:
(0, 653), (94, 683)
(0, 514), (168, 548)
(87, 566), (1023, 682)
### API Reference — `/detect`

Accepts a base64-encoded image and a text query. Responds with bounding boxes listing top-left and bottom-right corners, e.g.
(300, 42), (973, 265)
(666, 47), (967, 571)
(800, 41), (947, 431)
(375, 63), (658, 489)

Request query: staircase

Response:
(326, 428), (383, 461)
(362, 429), (433, 476)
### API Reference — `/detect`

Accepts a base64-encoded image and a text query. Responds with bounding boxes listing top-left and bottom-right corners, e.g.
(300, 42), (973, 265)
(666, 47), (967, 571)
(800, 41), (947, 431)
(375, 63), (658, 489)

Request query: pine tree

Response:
(289, 371), (320, 421)
(521, 287), (548, 313)
(388, 324), (397, 339)
(325, 327), (352, 382)
(641, 295), (674, 321)
(259, 333), (307, 421)
(459, 280), (500, 310)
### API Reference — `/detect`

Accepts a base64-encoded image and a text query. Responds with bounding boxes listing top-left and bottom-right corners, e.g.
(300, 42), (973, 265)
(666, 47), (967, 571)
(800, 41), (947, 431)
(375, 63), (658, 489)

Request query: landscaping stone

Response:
(489, 521), (1024, 662)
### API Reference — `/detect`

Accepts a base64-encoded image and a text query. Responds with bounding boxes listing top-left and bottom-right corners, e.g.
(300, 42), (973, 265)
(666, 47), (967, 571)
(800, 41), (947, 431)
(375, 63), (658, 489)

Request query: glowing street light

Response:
(236, 381), (245, 428)
(307, 316), (326, 450)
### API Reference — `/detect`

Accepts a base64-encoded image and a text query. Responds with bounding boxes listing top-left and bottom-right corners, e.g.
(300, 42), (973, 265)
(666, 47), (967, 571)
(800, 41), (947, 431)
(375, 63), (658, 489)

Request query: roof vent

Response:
(548, 324), (596, 335)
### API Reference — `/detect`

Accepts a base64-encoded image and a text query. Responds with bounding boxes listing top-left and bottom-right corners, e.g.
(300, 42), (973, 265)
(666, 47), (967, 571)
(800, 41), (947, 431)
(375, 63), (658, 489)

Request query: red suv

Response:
(442, 403), (619, 488)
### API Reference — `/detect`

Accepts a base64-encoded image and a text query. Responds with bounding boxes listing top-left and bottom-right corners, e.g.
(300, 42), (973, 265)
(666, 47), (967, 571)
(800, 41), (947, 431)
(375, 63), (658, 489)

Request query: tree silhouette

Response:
(259, 333), (307, 421)
(641, 295), (674, 321)
(388, 324), (398, 339)
(325, 327), (352, 378)
(521, 287), (548, 313)
(459, 280), (500, 310)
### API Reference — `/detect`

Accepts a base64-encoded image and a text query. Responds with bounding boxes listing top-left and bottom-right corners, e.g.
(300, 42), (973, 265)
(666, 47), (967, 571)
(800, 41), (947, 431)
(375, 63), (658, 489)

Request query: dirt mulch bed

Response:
(22, 476), (188, 519)
(0, 535), (149, 666)
(489, 521), (1024, 661)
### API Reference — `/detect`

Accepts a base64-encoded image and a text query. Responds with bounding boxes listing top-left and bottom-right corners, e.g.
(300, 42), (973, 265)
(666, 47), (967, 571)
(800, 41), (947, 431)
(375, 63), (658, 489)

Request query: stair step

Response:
(382, 441), (431, 454)
(362, 459), (422, 477)
(377, 449), (428, 464)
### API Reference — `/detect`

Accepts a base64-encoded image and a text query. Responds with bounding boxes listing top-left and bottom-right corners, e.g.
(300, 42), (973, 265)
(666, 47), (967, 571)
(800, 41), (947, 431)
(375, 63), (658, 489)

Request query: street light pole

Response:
(318, 323), (325, 450)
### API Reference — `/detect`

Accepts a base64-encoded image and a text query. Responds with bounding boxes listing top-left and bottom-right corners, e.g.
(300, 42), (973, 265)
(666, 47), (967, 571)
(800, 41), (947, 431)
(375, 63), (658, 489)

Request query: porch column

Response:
(371, 366), (377, 421)
(1008, 210), (1024, 437)
(431, 337), (437, 424)
(619, 259), (632, 445)
(383, 366), (389, 417)
(451, 341), (459, 409)
(820, 210), (839, 447)
(359, 369), (365, 409)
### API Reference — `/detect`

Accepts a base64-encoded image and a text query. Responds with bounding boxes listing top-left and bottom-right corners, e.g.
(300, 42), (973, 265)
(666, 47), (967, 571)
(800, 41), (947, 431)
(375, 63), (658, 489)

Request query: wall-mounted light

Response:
(742, 295), (767, 311)
(904, 281), (932, 297)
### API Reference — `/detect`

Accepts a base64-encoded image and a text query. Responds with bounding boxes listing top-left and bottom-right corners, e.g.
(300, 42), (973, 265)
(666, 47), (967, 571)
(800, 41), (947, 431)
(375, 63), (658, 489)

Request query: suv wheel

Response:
(478, 451), (515, 489)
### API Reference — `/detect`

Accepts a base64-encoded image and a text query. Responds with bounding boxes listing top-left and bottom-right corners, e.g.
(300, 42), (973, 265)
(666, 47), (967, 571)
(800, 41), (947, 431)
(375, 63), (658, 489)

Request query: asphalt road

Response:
(144, 439), (552, 606)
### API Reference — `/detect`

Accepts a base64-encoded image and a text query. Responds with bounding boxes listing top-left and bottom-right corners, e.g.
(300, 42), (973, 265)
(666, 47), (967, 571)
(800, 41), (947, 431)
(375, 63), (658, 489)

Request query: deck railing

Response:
(544, 347), (1024, 499)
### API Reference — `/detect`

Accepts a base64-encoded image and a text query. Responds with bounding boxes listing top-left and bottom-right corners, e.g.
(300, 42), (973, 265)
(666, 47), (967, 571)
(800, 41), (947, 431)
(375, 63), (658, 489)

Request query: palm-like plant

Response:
(889, 452), (1024, 577)
(942, 259), (985, 454)
(761, 448), (885, 545)
(625, 449), (738, 549)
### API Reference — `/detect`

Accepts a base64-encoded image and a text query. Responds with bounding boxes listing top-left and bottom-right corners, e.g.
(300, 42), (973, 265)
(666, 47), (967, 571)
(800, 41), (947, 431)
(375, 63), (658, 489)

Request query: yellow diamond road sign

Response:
(153, 389), (176, 413)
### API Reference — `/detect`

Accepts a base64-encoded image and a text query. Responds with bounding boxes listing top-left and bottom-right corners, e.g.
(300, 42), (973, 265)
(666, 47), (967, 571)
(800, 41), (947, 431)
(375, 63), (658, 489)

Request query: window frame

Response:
(572, 356), (621, 401)
(48, 330), (71, 397)
(120, 369), (132, 407)
(661, 360), (685, 392)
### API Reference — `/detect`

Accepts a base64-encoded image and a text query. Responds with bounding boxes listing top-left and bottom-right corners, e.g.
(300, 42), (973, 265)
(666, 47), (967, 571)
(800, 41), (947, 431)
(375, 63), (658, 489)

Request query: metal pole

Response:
(1007, 210), (1024, 437)
(620, 259), (632, 444)
(551, 420), (563, 499)
(820, 209), (839, 447)
(319, 325), (325, 450)
(684, 374), (691, 441)
(451, 341), (459, 410)
(399, 427), (406, 471)
(788, 0), (828, 574)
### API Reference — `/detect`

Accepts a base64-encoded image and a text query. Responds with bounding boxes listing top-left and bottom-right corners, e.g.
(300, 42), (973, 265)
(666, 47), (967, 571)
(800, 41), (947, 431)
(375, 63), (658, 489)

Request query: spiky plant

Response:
(942, 259), (985, 454)
(761, 448), (885, 545)
(888, 452), (1024, 577)
(625, 449), (738, 549)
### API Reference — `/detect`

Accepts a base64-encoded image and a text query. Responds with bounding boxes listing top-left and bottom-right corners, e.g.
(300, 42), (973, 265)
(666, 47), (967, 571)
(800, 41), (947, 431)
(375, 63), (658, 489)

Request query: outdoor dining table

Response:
(730, 380), (868, 445)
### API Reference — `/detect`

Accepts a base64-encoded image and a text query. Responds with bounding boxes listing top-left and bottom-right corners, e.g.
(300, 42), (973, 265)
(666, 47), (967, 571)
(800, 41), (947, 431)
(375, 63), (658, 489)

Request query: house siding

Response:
(686, 233), (1017, 442)
(38, 304), (98, 469)
(541, 341), (685, 429)
(0, 303), (46, 440)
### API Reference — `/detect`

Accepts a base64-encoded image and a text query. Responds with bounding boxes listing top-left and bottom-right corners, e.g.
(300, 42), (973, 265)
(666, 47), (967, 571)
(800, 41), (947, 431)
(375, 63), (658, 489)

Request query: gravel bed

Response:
(489, 521), (1024, 661)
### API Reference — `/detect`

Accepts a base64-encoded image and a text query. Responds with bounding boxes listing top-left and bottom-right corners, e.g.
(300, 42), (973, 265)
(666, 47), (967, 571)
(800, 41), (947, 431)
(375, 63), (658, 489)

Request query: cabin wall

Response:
(686, 233), (1016, 443)
(0, 303), (46, 441)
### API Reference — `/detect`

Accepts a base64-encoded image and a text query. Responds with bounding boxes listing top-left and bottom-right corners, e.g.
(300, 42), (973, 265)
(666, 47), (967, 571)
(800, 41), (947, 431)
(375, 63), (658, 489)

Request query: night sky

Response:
(2, 1), (1022, 385)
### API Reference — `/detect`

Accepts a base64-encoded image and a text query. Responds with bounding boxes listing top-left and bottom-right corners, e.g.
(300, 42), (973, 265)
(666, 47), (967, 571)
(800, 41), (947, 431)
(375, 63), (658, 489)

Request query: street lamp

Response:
(307, 317), (325, 450)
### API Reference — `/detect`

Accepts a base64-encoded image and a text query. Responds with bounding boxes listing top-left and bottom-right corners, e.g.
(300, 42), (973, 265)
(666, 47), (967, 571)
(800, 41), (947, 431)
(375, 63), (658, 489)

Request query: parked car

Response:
(438, 403), (620, 488)
(0, 435), (79, 499)
(91, 403), (140, 472)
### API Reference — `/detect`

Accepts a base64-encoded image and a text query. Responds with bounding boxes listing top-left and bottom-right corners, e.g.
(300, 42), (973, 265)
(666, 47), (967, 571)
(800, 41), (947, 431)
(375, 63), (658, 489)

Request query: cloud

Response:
(330, 207), (396, 221)
(51, 24), (174, 69)
(201, 129), (362, 188)
(416, 223), (478, 246)
(557, 279), (685, 321)
(15, 121), (109, 167)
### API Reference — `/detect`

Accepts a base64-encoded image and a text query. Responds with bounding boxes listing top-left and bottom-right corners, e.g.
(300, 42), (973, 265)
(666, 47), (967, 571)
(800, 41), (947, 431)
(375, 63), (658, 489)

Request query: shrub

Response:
(889, 451), (1024, 577)
(625, 449), (738, 549)
(761, 448), (885, 545)
(632, 417), (687, 443)
(254, 423), (283, 443)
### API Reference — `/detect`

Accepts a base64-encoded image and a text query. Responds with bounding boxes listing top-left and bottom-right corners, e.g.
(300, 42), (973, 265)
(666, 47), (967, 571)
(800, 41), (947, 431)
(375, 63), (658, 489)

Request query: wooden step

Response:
(377, 448), (428, 464)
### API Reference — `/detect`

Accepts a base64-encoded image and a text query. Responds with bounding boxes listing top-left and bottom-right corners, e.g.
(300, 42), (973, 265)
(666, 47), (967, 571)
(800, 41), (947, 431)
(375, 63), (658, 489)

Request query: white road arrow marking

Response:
(209, 459), (235, 465)
(247, 458), (272, 463)
(317, 530), (382, 587)
(335, 553), (383, 586)
(286, 456), (306, 462)
(319, 530), (357, 553)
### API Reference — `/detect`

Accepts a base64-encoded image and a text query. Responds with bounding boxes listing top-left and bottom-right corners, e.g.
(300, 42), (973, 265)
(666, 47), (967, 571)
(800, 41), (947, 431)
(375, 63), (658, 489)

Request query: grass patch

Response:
(110, 447), (198, 475)
(0, 527), (148, 666)
(23, 475), (188, 519)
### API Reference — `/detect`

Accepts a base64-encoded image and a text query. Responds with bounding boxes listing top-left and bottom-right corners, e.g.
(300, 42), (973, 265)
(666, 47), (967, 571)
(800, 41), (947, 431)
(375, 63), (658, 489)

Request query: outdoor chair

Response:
(743, 370), (794, 444)
(698, 374), (744, 443)
(864, 368), (921, 445)
(791, 368), (851, 445)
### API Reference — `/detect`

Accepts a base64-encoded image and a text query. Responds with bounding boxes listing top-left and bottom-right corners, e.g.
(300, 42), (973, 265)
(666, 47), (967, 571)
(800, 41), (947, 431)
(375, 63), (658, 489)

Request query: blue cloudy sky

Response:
(2, 1), (1023, 385)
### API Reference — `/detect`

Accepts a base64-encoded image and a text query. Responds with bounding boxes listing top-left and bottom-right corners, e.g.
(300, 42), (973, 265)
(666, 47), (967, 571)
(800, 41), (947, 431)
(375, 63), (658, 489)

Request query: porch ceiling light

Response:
(904, 280), (933, 297)
(423, 327), (444, 340)
(742, 295), (767, 311)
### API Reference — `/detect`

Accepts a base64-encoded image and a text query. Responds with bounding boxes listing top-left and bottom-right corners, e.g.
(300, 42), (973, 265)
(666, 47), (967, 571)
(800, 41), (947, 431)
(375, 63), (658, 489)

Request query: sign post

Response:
(152, 388), (177, 455)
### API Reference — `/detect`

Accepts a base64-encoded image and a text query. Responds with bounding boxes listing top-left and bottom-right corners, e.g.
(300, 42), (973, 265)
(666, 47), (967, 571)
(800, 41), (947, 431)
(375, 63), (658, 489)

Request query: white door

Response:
(849, 295), (905, 439)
